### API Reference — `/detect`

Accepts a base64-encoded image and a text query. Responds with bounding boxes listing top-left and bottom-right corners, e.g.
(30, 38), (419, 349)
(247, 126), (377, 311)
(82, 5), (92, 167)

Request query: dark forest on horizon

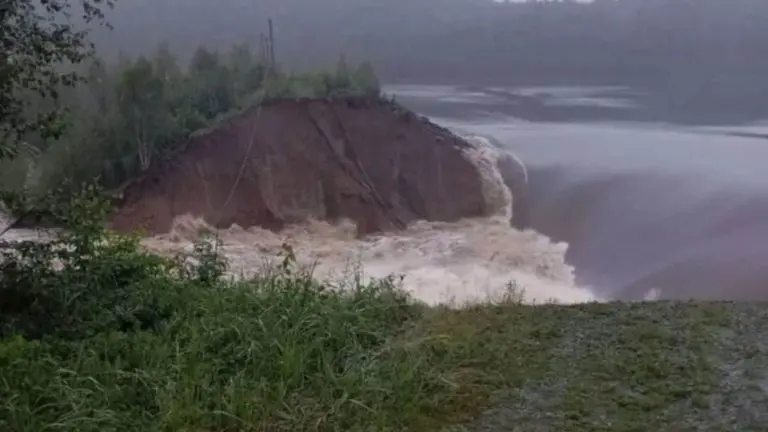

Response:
(97, 0), (767, 91)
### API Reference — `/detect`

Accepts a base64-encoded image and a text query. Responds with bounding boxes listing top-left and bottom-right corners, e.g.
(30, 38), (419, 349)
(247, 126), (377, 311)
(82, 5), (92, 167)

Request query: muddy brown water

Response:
(6, 84), (767, 303)
(0, 132), (599, 306)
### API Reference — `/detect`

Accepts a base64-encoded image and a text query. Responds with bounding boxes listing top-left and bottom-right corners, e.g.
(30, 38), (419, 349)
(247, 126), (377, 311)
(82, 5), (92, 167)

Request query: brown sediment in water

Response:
(106, 96), (596, 304)
(143, 214), (598, 305)
(1, 97), (597, 305)
(109, 97), (517, 236)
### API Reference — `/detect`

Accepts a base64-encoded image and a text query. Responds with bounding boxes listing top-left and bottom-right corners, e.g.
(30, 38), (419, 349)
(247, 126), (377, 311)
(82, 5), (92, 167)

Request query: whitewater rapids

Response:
(143, 135), (599, 305)
(1, 135), (601, 306)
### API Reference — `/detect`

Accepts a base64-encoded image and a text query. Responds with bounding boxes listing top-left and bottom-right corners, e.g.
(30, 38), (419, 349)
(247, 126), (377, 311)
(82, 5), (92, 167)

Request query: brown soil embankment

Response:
(110, 97), (520, 236)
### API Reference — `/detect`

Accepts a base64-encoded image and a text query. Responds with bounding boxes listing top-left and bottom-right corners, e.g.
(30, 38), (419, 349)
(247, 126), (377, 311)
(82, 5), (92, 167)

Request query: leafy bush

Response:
(0, 185), (181, 340)
(0, 188), (457, 431)
(172, 233), (230, 285)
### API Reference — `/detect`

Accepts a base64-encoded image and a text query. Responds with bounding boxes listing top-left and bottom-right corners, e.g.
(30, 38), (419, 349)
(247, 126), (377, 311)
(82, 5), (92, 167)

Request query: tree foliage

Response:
(0, 0), (381, 209)
(0, 39), (381, 209)
(0, 0), (116, 159)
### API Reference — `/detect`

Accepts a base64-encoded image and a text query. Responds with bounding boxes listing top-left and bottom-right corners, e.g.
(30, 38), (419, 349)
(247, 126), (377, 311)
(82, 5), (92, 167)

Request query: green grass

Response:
(459, 301), (742, 432)
(1, 192), (766, 431)
(3, 277), (764, 431)
(0, 274), (428, 431)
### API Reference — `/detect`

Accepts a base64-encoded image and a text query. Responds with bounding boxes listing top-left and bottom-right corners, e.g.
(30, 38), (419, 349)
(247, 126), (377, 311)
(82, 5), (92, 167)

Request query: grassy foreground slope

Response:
(1, 191), (767, 431)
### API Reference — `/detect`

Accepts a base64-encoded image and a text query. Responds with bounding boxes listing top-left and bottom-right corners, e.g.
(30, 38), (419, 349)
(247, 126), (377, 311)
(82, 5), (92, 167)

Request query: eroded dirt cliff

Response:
(109, 97), (519, 236)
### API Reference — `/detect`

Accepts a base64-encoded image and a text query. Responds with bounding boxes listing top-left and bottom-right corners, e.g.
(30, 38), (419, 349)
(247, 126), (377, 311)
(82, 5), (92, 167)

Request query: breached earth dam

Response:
(1, 97), (598, 306)
(6, 85), (768, 304)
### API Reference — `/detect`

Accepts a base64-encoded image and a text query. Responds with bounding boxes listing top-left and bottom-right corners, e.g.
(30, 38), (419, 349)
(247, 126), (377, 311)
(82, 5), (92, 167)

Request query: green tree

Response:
(0, 0), (117, 160)
(332, 54), (355, 94)
(115, 57), (168, 172)
(354, 60), (381, 97)
(186, 47), (235, 119)
(189, 46), (221, 75)
(153, 42), (182, 84)
(228, 43), (266, 95)
(86, 60), (112, 114)
(227, 43), (254, 78)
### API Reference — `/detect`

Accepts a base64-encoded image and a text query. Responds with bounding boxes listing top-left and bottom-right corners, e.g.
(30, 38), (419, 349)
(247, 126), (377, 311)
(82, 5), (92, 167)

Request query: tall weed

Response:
(0, 188), (467, 431)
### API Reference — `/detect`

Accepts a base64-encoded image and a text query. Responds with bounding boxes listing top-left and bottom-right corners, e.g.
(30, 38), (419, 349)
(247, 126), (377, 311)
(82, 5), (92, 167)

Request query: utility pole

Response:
(268, 18), (276, 72)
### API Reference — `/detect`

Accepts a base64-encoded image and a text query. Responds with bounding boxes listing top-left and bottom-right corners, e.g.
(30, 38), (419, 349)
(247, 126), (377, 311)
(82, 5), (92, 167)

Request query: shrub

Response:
(0, 187), (449, 431)
(0, 184), (181, 340)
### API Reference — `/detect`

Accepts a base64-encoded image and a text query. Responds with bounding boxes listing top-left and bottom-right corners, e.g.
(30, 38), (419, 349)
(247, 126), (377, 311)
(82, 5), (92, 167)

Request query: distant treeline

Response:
(0, 42), (380, 209)
(99, 0), (768, 90)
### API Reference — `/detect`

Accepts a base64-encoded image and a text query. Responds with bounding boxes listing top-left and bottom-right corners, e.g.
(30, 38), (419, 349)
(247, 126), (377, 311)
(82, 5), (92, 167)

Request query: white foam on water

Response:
(459, 135), (515, 220)
(144, 214), (599, 306)
(0, 208), (48, 244)
(0, 133), (604, 306)
(143, 134), (602, 306)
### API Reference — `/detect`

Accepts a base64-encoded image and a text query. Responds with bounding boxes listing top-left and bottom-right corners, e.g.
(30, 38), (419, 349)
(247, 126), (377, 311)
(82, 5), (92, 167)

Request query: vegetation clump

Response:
(0, 192), (749, 430)
(0, 188), (433, 430)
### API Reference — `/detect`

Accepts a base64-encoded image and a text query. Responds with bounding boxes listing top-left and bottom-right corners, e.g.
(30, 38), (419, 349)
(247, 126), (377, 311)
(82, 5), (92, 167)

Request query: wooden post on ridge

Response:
(268, 18), (276, 72)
